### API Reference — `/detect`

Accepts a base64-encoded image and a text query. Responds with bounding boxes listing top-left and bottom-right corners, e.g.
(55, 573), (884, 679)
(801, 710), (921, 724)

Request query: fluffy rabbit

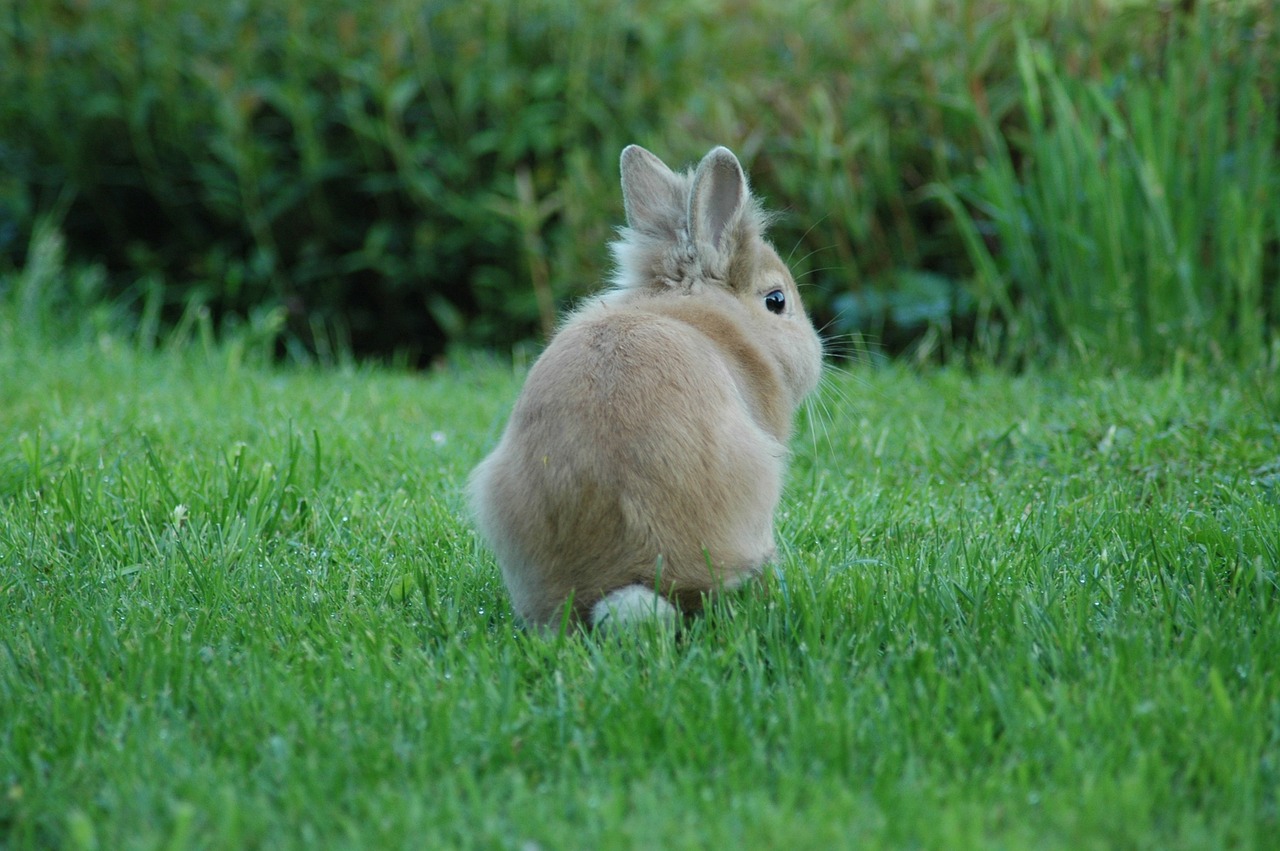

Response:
(469, 145), (823, 629)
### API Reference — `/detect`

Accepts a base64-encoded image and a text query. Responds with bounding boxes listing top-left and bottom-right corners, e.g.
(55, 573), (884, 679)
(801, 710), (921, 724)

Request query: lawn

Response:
(1, 324), (1278, 849)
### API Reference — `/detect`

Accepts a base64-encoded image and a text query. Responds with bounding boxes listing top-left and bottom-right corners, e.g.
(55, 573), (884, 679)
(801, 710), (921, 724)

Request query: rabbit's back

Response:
(470, 300), (785, 625)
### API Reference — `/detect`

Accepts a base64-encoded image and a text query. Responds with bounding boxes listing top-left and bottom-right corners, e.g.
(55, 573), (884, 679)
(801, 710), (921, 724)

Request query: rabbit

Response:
(468, 144), (823, 630)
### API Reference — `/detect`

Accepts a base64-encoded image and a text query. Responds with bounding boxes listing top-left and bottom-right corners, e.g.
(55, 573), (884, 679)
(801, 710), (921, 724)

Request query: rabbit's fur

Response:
(469, 145), (823, 629)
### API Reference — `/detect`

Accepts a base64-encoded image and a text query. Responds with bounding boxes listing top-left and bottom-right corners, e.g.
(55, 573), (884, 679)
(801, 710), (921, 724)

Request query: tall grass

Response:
(935, 8), (1279, 366)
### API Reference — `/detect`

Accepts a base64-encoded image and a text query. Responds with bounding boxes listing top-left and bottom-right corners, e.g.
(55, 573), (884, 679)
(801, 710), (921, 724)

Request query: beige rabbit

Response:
(469, 145), (823, 629)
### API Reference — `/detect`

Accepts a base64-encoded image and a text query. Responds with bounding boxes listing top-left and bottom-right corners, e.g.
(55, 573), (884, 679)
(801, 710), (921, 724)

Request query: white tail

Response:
(590, 585), (679, 629)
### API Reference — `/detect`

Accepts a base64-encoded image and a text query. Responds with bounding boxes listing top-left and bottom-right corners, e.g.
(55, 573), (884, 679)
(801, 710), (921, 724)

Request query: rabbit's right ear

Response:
(620, 145), (684, 237)
(688, 146), (748, 256)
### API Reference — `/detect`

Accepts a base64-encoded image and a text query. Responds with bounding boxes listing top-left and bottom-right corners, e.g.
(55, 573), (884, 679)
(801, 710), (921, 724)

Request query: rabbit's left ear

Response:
(621, 145), (684, 237)
(689, 146), (748, 255)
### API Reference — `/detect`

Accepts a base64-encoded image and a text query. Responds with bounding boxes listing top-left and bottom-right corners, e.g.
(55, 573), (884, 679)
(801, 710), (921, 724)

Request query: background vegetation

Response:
(2, 0), (1276, 365)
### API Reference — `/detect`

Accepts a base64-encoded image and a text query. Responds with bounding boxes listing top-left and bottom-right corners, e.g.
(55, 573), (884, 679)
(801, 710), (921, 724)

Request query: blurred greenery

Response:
(935, 7), (1280, 365)
(0, 0), (1276, 365)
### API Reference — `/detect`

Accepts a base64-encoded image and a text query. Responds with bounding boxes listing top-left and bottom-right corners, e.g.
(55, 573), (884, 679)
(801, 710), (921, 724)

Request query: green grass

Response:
(2, 309), (1279, 848)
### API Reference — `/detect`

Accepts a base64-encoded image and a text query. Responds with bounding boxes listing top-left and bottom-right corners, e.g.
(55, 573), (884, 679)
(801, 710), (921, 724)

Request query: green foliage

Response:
(1, 1), (1277, 365)
(3, 0), (673, 358)
(935, 6), (1280, 366)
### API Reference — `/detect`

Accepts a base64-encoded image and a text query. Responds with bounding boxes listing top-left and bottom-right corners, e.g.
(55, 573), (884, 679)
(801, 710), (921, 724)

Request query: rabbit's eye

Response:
(764, 289), (786, 315)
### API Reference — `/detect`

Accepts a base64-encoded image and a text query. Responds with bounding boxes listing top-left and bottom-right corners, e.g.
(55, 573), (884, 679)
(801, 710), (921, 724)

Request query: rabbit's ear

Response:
(688, 146), (747, 254)
(620, 145), (684, 235)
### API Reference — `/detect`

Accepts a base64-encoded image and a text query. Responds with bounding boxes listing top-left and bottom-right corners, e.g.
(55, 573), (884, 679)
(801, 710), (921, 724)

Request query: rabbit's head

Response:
(607, 145), (823, 420)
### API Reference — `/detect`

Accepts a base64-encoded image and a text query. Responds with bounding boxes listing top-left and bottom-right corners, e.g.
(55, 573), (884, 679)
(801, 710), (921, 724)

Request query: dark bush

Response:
(1, 1), (1274, 363)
